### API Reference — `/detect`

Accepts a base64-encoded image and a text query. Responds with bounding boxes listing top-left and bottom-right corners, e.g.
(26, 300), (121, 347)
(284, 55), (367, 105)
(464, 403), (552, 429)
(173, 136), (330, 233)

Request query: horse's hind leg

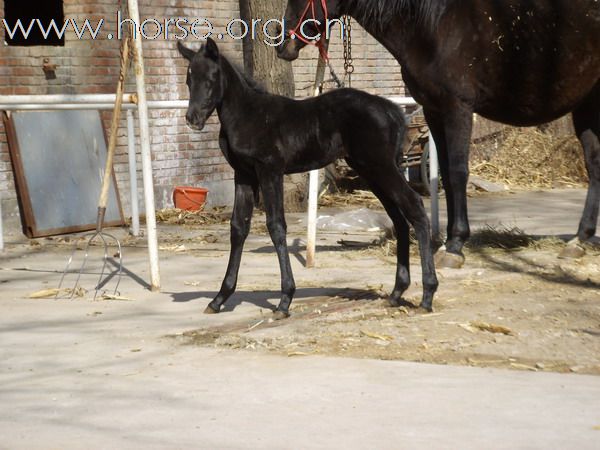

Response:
(257, 171), (296, 319)
(562, 86), (600, 257)
(206, 172), (257, 313)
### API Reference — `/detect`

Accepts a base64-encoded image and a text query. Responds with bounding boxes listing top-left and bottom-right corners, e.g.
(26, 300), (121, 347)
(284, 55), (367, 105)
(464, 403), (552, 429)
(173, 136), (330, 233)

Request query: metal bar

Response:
(4, 98), (424, 110)
(0, 94), (137, 104)
(2, 96), (413, 108)
(428, 130), (440, 239)
(128, 0), (160, 292)
(387, 96), (421, 105)
(0, 104), (130, 110)
(127, 109), (140, 237)
(0, 100), (188, 111)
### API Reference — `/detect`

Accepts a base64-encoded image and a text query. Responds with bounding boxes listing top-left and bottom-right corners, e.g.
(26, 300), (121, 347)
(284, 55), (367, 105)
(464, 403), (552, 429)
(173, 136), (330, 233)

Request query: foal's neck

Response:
(216, 57), (259, 129)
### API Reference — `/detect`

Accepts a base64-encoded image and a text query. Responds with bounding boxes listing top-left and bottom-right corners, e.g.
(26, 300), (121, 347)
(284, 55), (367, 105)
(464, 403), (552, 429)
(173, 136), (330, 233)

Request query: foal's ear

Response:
(177, 41), (196, 61)
(204, 37), (220, 61)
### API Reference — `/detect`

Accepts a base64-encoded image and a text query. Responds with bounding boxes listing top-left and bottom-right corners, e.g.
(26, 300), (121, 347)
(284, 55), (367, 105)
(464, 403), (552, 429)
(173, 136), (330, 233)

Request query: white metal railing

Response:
(0, 94), (438, 274)
(1, 0), (160, 287)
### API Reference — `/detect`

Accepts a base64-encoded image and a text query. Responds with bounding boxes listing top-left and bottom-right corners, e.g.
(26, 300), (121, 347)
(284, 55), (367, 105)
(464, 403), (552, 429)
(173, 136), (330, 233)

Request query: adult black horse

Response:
(278, 0), (600, 267)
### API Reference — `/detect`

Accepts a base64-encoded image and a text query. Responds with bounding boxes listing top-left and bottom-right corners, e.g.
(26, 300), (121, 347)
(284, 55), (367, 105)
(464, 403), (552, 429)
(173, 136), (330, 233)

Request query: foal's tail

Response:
(391, 107), (408, 170)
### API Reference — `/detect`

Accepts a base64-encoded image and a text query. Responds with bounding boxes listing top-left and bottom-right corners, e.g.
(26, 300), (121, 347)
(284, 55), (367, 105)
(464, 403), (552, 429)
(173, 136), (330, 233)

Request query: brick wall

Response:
(0, 0), (242, 232)
(0, 1), (408, 235)
(292, 22), (407, 98)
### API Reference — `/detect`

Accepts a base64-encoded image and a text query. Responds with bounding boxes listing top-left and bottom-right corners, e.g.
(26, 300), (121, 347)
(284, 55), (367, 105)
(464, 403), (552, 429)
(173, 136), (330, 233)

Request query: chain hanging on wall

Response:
(309, 15), (355, 92)
(342, 15), (354, 88)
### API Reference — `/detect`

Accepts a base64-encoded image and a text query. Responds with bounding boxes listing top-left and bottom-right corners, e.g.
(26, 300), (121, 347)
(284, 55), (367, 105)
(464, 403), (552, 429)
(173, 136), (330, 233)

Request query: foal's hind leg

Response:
(206, 172), (257, 313)
(368, 184), (412, 307)
(561, 86), (600, 258)
(258, 171), (296, 319)
(349, 161), (438, 310)
(383, 180), (438, 310)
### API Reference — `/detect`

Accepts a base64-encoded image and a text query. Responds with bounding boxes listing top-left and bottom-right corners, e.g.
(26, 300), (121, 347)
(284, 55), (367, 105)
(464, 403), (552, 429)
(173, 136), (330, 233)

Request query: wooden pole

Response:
(428, 131), (440, 240)
(97, 36), (130, 230)
(127, 0), (161, 291)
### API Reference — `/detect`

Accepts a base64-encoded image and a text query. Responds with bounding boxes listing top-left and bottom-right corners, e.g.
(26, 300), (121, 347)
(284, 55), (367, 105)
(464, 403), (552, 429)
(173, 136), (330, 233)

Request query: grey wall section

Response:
(202, 179), (235, 208)
(153, 179), (235, 214)
(10, 110), (122, 236)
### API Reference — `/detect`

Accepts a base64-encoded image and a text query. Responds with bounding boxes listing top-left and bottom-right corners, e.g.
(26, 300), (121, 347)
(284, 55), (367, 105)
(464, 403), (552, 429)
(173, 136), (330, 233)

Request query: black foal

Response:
(179, 38), (438, 318)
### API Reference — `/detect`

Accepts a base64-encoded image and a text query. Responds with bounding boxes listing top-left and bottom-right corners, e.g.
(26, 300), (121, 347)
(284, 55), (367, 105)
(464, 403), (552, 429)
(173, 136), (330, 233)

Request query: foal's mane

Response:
(221, 55), (268, 95)
(343, 0), (451, 30)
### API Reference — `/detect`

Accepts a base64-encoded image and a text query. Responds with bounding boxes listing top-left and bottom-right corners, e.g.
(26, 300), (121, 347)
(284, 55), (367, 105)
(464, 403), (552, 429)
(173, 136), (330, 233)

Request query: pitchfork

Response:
(56, 35), (131, 300)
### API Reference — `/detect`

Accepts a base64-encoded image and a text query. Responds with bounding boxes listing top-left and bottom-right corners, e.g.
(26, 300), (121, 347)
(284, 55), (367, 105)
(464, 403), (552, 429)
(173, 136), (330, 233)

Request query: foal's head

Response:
(178, 38), (222, 131)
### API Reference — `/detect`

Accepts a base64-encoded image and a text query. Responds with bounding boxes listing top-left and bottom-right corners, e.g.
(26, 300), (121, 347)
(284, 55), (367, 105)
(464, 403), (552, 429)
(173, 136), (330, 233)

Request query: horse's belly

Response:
(284, 132), (346, 174)
(477, 104), (575, 127)
(476, 72), (599, 126)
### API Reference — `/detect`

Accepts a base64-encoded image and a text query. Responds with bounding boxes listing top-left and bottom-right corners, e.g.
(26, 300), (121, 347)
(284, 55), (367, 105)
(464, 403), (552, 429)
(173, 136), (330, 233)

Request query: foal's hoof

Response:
(435, 250), (465, 269)
(388, 297), (416, 309)
(203, 304), (220, 314)
(272, 310), (290, 321)
(419, 301), (434, 313)
(559, 242), (586, 259)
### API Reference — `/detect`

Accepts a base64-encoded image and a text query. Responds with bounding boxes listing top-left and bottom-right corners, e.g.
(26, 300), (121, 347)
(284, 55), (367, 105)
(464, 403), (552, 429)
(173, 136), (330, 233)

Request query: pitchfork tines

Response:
(56, 226), (123, 300)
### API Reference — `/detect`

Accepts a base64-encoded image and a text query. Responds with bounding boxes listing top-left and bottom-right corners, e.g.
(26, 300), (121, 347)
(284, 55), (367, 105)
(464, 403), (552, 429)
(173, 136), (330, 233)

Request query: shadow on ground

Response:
(169, 286), (384, 312)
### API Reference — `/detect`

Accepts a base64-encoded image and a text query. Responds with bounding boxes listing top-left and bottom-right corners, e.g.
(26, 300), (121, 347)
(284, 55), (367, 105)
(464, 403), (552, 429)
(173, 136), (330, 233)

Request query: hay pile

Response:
(465, 225), (563, 250)
(155, 207), (229, 226)
(375, 225), (564, 258)
(471, 127), (587, 188)
(318, 190), (382, 209)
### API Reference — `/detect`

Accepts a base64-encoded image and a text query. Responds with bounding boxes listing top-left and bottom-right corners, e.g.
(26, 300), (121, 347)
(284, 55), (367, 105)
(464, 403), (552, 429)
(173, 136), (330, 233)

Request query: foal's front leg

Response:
(259, 172), (296, 319)
(205, 173), (257, 314)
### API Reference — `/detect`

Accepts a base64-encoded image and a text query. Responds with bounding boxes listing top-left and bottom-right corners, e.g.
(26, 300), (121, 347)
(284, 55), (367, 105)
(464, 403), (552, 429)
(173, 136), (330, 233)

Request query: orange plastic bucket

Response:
(173, 186), (209, 211)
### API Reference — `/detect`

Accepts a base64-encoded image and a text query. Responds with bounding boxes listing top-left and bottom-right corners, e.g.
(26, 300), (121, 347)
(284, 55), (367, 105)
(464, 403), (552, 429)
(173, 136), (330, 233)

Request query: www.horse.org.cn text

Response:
(2, 12), (345, 47)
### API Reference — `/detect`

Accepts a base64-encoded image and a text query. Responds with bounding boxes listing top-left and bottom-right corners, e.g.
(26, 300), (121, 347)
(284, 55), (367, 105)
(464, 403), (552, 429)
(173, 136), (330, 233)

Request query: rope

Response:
(289, 1), (355, 91)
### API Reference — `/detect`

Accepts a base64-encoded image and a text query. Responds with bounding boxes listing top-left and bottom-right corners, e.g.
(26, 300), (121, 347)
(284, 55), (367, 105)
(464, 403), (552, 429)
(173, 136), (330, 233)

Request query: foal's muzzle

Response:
(185, 109), (206, 131)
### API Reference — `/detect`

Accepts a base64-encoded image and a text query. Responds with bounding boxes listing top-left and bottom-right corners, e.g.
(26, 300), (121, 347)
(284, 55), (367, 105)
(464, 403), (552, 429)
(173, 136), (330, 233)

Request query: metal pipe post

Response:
(306, 169), (319, 268)
(305, 40), (330, 268)
(127, 110), (140, 237)
(428, 130), (440, 239)
(0, 194), (3, 251)
(127, 0), (161, 291)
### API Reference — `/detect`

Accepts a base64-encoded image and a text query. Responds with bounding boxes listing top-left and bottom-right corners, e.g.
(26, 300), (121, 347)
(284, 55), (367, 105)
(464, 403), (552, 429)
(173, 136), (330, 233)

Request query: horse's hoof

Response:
(272, 310), (290, 320)
(559, 243), (586, 259)
(203, 305), (220, 314)
(435, 250), (465, 269)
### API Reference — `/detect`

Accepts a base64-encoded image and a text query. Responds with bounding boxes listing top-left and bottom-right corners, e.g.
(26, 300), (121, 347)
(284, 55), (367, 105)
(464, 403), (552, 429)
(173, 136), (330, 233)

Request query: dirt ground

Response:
(179, 242), (600, 375)
(161, 190), (600, 376)
(3, 189), (600, 376)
